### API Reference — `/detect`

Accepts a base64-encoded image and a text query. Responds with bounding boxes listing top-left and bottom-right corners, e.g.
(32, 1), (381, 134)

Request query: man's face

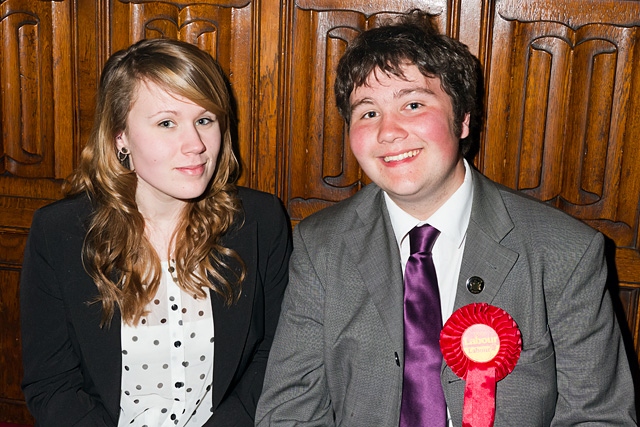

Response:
(348, 64), (469, 219)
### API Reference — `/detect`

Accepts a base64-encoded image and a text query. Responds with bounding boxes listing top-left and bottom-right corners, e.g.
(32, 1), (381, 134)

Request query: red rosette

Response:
(440, 303), (521, 380)
(440, 303), (522, 427)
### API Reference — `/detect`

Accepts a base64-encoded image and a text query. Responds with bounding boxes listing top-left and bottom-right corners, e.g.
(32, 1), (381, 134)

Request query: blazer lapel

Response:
(443, 170), (519, 422)
(69, 275), (123, 421)
(65, 200), (122, 421)
(345, 187), (405, 350)
(210, 219), (257, 408)
(454, 170), (519, 310)
(65, 196), (258, 417)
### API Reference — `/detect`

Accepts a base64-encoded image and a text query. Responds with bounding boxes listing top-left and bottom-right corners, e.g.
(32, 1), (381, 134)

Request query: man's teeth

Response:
(384, 149), (419, 163)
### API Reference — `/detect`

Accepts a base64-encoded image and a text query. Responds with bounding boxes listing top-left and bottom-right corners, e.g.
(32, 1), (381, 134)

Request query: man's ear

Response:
(460, 113), (470, 139)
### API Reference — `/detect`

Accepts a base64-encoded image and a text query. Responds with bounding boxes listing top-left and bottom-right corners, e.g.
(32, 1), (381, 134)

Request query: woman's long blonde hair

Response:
(64, 38), (245, 326)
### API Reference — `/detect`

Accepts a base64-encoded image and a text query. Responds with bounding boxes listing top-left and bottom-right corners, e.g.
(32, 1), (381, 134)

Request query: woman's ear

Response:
(115, 133), (126, 151)
(115, 133), (133, 168)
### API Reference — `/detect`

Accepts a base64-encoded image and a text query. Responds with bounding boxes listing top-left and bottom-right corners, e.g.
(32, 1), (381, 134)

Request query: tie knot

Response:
(409, 224), (440, 255)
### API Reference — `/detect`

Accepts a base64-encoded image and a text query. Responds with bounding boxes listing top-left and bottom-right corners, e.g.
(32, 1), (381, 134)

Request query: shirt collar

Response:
(385, 159), (474, 249)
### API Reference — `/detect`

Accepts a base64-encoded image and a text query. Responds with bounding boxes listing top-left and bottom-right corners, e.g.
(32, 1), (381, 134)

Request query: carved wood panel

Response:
(284, 0), (448, 221)
(1, 0), (74, 422)
(479, 0), (640, 358)
(1, 0), (639, 424)
(111, 0), (258, 188)
(1, 0), (74, 206)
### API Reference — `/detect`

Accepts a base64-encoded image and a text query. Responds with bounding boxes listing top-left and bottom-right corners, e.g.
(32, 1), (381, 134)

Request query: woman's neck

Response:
(136, 197), (185, 262)
(144, 218), (179, 261)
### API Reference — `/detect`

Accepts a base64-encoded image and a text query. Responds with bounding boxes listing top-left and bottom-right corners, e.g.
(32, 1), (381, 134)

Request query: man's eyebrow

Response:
(350, 97), (374, 113)
(395, 86), (435, 98)
(350, 86), (436, 110)
(349, 84), (437, 114)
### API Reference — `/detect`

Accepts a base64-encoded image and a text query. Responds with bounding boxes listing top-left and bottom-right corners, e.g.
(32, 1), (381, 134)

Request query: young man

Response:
(256, 10), (636, 426)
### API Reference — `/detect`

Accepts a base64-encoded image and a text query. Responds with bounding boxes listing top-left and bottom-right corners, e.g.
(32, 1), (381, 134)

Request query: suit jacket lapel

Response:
(65, 199), (122, 421)
(444, 170), (519, 421)
(69, 274), (123, 421)
(345, 186), (405, 350)
(454, 170), (519, 310)
(210, 219), (257, 408)
(67, 196), (258, 416)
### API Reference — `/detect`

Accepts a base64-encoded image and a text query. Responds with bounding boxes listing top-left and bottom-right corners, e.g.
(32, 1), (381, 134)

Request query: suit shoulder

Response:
(491, 183), (599, 245)
(296, 184), (380, 234)
(236, 185), (271, 201)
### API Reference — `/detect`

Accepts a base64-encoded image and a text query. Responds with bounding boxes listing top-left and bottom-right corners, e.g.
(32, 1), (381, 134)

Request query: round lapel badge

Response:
(466, 276), (484, 294)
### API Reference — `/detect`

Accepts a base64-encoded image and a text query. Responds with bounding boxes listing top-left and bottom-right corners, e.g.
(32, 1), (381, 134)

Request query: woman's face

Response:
(116, 79), (222, 209)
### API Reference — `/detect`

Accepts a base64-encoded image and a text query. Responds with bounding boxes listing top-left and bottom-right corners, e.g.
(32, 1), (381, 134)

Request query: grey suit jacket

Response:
(256, 169), (636, 426)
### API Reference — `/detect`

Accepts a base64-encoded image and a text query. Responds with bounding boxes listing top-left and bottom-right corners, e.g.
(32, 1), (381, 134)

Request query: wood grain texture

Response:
(0, 0), (638, 423)
(283, 2), (447, 221)
(477, 0), (640, 364)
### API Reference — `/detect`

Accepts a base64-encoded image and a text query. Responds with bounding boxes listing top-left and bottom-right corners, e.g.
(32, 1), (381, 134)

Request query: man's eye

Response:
(408, 102), (422, 110)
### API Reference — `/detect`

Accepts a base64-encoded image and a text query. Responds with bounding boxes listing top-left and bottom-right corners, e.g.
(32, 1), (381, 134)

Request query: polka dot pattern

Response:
(118, 260), (214, 426)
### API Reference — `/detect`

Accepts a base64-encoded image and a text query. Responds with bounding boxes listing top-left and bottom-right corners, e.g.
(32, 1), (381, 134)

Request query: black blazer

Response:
(20, 187), (292, 427)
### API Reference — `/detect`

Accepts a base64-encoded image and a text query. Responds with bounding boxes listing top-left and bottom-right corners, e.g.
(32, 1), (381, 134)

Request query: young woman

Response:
(20, 38), (291, 427)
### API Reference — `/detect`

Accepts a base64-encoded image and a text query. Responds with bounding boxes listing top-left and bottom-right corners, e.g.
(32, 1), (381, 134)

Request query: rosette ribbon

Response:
(440, 303), (521, 427)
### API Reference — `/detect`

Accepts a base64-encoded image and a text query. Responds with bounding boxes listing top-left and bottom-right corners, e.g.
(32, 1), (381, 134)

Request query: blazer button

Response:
(466, 276), (484, 294)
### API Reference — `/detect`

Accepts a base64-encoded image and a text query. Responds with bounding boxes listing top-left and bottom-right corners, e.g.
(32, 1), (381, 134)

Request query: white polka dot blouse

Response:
(118, 260), (215, 426)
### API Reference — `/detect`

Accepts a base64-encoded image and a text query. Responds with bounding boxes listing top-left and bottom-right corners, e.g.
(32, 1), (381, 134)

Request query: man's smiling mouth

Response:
(383, 149), (420, 163)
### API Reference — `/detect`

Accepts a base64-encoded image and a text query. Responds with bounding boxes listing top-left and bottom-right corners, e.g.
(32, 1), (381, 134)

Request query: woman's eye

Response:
(196, 117), (215, 126)
(159, 120), (174, 128)
(407, 102), (422, 110)
(362, 111), (377, 119)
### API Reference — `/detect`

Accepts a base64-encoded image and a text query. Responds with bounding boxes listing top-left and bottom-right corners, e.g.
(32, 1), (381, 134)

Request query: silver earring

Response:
(117, 147), (130, 162)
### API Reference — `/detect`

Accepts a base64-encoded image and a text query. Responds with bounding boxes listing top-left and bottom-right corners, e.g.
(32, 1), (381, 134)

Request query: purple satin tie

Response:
(399, 224), (446, 427)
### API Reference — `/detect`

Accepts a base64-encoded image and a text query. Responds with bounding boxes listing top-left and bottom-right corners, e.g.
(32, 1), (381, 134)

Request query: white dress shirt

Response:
(385, 159), (473, 322)
(384, 159), (474, 427)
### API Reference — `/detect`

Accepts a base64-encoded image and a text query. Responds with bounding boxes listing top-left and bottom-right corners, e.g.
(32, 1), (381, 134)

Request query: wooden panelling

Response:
(111, 0), (260, 189)
(0, 0), (638, 423)
(1, 2), (73, 421)
(0, 257), (28, 422)
(477, 1), (640, 358)
(283, 1), (448, 221)
(619, 286), (640, 357)
(481, 1), (640, 248)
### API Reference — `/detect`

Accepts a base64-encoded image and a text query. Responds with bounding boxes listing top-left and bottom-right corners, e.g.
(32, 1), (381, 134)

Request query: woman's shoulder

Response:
(236, 186), (277, 203)
(26, 193), (93, 248)
(236, 186), (286, 219)
(32, 192), (93, 226)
